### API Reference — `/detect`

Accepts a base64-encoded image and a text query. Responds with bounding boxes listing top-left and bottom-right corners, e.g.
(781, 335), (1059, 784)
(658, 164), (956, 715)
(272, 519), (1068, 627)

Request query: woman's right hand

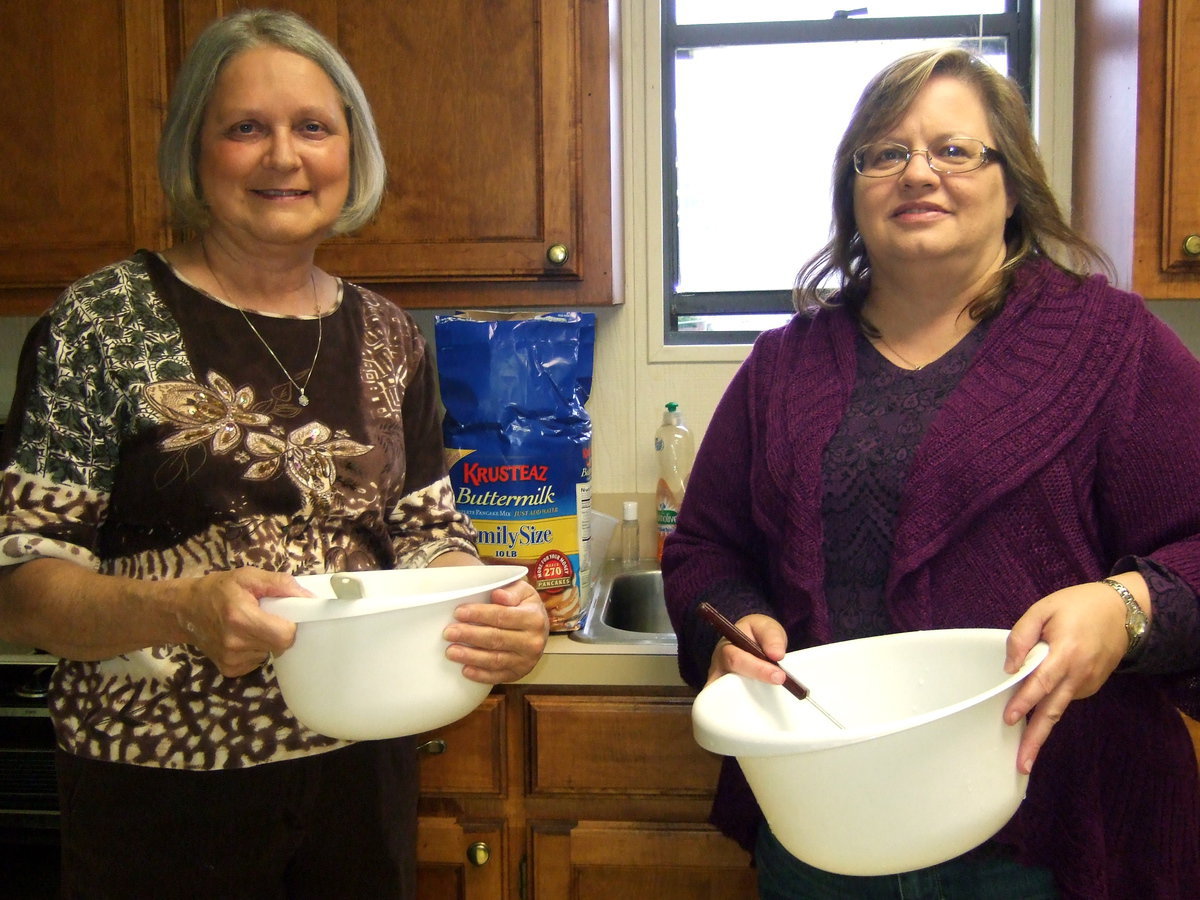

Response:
(706, 613), (791, 687)
(170, 568), (306, 677)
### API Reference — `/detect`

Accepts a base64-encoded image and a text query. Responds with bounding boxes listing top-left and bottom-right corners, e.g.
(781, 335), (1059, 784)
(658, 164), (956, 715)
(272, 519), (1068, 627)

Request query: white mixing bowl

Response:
(691, 628), (1048, 876)
(261, 565), (527, 741)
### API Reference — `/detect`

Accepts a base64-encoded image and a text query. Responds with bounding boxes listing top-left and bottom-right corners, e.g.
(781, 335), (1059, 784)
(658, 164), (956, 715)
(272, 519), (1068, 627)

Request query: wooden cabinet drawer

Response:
(530, 821), (756, 900)
(526, 694), (721, 797)
(417, 694), (505, 796)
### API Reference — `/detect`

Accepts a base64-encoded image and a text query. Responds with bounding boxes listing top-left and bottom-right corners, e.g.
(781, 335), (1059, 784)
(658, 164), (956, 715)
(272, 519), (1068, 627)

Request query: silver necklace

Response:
(874, 334), (926, 371)
(203, 248), (323, 407)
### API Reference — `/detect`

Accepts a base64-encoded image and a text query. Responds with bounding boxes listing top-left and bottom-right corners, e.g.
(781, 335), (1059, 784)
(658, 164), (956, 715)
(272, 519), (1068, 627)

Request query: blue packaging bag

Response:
(435, 311), (595, 632)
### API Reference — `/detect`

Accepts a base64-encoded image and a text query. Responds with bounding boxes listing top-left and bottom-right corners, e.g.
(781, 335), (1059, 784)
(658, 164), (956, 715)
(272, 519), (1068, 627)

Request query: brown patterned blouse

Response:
(0, 251), (477, 770)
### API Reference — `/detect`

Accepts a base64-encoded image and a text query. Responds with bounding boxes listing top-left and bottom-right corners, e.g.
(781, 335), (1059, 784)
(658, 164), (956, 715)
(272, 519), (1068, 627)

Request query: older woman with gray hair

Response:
(0, 9), (547, 897)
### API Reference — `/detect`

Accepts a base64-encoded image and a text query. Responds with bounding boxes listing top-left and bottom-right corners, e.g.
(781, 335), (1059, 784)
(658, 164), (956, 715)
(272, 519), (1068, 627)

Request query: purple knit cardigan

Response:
(664, 260), (1200, 898)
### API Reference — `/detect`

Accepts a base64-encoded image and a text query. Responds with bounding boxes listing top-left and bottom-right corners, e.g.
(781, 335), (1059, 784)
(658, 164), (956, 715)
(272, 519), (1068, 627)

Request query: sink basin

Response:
(571, 560), (678, 646)
(603, 570), (673, 632)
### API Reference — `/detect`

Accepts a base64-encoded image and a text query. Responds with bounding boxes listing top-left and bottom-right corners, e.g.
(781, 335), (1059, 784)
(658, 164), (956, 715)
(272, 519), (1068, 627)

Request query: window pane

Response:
(672, 38), (1007, 295)
(679, 312), (795, 335)
(675, 1), (1006, 26)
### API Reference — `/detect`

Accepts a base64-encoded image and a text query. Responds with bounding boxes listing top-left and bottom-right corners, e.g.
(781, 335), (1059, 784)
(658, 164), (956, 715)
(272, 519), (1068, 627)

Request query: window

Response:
(661, 2), (1032, 346)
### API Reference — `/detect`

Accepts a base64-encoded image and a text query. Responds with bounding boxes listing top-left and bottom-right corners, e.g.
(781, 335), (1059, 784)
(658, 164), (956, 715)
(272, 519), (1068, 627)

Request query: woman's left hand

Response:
(444, 578), (549, 684)
(1003, 576), (1145, 774)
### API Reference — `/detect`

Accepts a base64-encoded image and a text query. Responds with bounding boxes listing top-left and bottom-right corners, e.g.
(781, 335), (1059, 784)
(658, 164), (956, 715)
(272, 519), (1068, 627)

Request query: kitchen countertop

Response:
(3, 637), (688, 688)
(517, 633), (686, 687)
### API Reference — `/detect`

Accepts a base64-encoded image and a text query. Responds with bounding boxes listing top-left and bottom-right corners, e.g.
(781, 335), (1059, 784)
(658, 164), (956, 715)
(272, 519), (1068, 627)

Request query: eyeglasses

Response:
(852, 138), (1001, 177)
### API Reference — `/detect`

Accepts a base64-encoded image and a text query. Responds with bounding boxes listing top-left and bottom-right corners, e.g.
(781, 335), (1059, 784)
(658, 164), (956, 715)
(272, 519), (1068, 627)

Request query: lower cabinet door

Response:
(417, 817), (505, 900)
(530, 820), (757, 899)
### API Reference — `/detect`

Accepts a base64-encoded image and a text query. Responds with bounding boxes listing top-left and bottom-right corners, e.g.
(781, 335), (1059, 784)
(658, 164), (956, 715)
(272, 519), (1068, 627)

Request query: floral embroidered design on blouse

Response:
(144, 370), (372, 495)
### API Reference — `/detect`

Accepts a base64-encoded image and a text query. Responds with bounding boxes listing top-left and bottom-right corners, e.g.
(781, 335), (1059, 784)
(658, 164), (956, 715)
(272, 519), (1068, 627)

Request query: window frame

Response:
(659, 2), (1034, 347)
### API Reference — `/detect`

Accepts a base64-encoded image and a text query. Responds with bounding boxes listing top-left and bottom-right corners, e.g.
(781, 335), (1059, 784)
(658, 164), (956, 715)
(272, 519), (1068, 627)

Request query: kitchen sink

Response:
(571, 559), (678, 647)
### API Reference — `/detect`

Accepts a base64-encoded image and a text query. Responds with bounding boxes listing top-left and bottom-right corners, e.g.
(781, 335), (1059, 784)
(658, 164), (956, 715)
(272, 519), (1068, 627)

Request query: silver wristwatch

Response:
(1101, 578), (1148, 659)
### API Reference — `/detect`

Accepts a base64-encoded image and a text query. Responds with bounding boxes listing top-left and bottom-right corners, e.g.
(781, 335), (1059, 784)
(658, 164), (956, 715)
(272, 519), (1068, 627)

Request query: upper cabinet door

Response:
(1162, 0), (1200, 275)
(1075, 0), (1200, 299)
(330, 0), (582, 281)
(180, 0), (620, 308)
(0, 1), (170, 313)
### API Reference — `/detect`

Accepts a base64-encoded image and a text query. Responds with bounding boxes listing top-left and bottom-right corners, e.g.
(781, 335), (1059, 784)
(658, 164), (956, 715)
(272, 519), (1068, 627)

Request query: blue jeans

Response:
(756, 825), (1059, 900)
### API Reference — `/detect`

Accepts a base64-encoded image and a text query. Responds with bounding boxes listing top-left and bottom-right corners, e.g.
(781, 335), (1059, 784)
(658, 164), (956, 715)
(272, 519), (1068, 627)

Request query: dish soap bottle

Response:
(655, 402), (695, 561)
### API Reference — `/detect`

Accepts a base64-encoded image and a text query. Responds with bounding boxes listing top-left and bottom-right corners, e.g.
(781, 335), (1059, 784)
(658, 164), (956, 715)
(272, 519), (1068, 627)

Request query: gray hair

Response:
(158, 8), (386, 235)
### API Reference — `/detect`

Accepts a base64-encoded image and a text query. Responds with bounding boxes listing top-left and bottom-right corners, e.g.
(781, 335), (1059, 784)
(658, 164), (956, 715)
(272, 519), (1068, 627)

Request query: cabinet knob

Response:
(417, 738), (446, 755)
(466, 841), (491, 867)
(1184, 234), (1200, 257)
(546, 243), (570, 266)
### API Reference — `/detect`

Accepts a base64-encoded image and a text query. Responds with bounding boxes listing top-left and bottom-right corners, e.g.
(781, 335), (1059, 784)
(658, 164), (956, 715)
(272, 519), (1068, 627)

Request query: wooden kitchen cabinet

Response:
(0, 1), (172, 314)
(1074, 0), (1200, 298)
(415, 686), (757, 900)
(525, 693), (757, 899)
(0, 0), (620, 315)
(416, 694), (508, 899)
(418, 817), (507, 900)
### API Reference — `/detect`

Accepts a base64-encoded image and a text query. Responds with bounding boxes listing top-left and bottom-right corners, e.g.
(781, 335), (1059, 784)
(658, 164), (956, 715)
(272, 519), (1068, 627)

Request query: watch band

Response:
(1101, 578), (1148, 658)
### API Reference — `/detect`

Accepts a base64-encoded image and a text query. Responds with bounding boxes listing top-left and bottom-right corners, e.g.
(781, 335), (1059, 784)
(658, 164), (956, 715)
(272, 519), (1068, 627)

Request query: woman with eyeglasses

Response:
(664, 47), (1200, 898)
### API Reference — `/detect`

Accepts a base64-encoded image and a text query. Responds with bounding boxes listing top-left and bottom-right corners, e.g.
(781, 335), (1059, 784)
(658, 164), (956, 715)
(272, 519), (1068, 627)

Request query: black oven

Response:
(0, 426), (63, 892)
(0, 653), (60, 896)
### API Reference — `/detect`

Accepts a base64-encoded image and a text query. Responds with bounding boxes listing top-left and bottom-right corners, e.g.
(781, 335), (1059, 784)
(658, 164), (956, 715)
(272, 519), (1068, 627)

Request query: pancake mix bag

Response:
(435, 311), (595, 632)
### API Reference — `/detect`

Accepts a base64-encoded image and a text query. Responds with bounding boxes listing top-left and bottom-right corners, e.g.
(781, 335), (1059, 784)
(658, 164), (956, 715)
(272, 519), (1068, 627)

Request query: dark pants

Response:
(56, 738), (418, 900)
(756, 825), (1059, 900)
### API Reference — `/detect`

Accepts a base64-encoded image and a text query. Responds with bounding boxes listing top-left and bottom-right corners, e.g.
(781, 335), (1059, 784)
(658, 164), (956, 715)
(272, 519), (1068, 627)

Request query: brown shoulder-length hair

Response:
(793, 47), (1110, 320)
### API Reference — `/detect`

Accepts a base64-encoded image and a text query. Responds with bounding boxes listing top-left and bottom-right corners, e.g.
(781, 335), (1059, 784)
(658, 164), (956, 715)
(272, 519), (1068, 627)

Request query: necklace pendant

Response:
(299, 392), (310, 407)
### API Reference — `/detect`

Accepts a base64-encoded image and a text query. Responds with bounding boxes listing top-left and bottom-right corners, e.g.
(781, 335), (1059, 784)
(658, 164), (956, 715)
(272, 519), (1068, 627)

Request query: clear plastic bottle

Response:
(620, 501), (640, 569)
(655, 402), (695, 561)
